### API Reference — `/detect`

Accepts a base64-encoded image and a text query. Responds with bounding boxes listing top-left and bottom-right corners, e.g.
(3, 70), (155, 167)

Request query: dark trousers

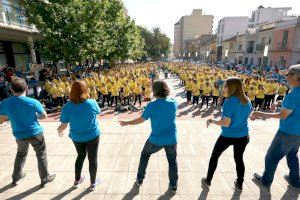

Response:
(13, 134), (49, 182)
(207, 135), (249, 185)
(264, 95), (272, 109)
(255, 98), (264, 109)
(186, 91), (192, 101)
(123, 96), (130, 106)
(134, 94), (142, 106)
(221, 97), (226, 106)
(73, 136), (99, 184)
(202, 96), (210, 107)
(250, 100), (255, 107)
(212, 96), (218, 106)
(137, 140), (178, 187)
(102, 95), (110, 107)
(192, 95), (199, 106)
(276, 95), (284, 101)
(110, 96), (119, 107)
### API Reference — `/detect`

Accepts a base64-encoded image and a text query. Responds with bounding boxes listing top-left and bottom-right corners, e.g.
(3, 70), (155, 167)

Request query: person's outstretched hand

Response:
(119, 121), (128, 126)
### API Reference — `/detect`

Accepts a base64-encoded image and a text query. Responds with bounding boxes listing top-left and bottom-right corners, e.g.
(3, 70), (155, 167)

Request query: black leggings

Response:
(73, 136), (99, 184)
(255, 98), (264, 109)
(207, 135), (249, 185)
(193, 95), (199, 106)
(134, 94), (142, 106)
(212, 96), (218, 106)
(123, 96), (130, 106)
(202, 96), (210, 107)
(111, 96), (119, 106)
(102, 95), (110, 107)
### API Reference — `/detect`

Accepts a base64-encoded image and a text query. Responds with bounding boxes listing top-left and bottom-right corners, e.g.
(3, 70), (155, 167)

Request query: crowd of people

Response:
(0, 62), (299, 195)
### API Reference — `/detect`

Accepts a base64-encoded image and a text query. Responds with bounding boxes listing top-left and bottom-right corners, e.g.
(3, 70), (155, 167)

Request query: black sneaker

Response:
(253, 173), (269, 189)
(201, 178), (211, 187)
(284, 175), (300, 188)
(170, 185), (177, 194)
(135, 179), (143, 187)
(12, 173), (27, 187)
(41, 174), (56, 188)
(234, 180), (243, 191)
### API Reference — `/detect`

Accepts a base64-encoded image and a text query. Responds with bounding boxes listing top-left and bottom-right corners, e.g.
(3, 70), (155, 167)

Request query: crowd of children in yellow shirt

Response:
(43, 64), (156, 109)
(165, 63), (288, 110)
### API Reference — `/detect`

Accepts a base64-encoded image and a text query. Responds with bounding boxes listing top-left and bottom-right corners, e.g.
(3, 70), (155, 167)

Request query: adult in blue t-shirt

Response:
(252, 64), (300, 188)
(58, 80), (101, 191)
(202, 77), (252, 191)
(119, 80), (178, 193)
(0, 78), (55, 188)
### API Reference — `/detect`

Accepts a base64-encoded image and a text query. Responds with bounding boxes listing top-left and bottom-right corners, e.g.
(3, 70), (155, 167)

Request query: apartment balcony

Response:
(247, 47), (254, 53)
(210, 50), (216, 54)
(275, 42), (290, 50)
(256, 44), (265, 51)
(0, 7), (37, 32)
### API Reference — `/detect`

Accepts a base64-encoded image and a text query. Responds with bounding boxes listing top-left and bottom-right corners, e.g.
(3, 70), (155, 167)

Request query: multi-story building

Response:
(248, 6), (295, 28)
(197, 34), (216, 61)
(173, 9), (213, 58)
(235, 33), (247, 64)
(269, 18), (298, 67)
(291, 17), (300, 65)
(222, 36), (237, 64)
(244, 29), (257, 65)
(216, 17), (249, 61)
(0, 0), (40, 71)
(200, 35), (217, 63)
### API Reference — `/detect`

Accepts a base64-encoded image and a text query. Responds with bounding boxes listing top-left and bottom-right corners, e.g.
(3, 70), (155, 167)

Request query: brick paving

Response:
(0, 76), (299, 199)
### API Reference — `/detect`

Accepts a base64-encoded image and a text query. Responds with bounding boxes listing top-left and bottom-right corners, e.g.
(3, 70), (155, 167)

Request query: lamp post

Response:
(206, 51), (210, 62)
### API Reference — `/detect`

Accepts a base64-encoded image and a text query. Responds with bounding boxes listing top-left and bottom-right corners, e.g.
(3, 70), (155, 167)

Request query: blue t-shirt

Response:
(142, 98), (177, 145)
(60, 99), (101, 142)
(221, 96), (252, 138)
(280, 87), (300, 135)
(0, 96), (44, 139)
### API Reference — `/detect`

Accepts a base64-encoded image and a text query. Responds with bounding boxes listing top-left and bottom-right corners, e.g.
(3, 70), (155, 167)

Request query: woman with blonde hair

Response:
(202, 77), (252, 191)
(57, 80), (101, 191)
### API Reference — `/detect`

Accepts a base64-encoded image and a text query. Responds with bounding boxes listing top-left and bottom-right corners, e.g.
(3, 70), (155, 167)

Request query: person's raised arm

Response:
(252, 108), (292, 120)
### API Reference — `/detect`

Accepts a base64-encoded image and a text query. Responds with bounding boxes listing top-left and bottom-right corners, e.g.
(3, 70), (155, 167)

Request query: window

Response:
(282, 30), (289, 48)
(230, 43), (234, 49)
(238, 44), (242, 51)
(221, 24), (224, 34)
(250, 58), (253, 65)
(262, 37), (265, 44)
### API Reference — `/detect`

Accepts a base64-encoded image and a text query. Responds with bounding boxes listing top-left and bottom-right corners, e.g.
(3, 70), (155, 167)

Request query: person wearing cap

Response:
(251, 64), (300, 188)
(0, 78), (56, 188)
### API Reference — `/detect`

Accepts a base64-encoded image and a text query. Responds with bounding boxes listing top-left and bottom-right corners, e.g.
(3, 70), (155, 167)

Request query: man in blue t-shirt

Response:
(0, 78), (56, 188)
(119, 80), (178, 193)
(252, 64), (300, 188)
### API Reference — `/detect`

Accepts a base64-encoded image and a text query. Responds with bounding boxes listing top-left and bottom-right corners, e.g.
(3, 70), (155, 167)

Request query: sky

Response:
(123, 0), (300, 44)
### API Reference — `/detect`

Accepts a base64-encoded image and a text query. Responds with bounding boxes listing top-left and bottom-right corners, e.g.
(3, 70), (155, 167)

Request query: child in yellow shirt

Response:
(201, 82), (212, 108)
(247, 86), (256, 108)
(192, 80), (201, 106)
(212, 82), (220, 107)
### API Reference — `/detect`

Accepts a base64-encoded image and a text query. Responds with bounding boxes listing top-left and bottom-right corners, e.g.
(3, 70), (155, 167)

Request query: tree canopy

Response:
(24, 0), (145, 64)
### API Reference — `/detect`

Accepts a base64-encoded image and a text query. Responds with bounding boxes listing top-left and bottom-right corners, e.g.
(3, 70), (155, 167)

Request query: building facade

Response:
(291, 17), (300, 65)
(216, 17), (249, 61)
(0, 0), (40, 71)
(173, 9), (213, 58)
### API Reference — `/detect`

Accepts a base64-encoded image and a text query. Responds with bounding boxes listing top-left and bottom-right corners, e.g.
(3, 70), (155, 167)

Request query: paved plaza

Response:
(0, 77), (299, 200)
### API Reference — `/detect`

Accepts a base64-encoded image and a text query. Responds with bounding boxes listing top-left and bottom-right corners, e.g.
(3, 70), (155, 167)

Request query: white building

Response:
(216, 17), (249, 61)
(248, 6), (294, 28)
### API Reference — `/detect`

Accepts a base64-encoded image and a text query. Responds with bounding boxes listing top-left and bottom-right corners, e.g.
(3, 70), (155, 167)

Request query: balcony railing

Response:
(0, 6), (37, 31)
(276, 42), (288, 50)
(247, 47), (254, 53)
(256, 44), (264, 51)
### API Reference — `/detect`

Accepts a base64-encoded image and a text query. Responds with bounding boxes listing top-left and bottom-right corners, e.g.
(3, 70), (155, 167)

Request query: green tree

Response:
(138, 26), (171, 61)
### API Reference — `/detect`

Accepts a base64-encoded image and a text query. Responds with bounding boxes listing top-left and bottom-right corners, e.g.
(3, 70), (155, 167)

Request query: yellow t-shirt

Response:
(111, 84), (120, 96)
(134, 85), (143, 94)
(278, 86), (288, 96)
(266, 83), (277, 95)
(247, 90), (256, 101)
(91, 89), (98, 100)
(123, 87), (131, 97)
(192, 83), (200, 96)
(185, 81), (193, 91)
(256, 89), (265, 99)
(212, 88), (219, 97)
(99, 86), (108, 95)
(144, 87), (151, 98)
(202, 86), (211, 96)
(45, 82), (52, 92)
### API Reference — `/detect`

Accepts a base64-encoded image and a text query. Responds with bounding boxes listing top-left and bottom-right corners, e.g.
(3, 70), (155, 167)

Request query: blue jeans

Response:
(137, 140), (178, 187)
(262, 131), (300, 187)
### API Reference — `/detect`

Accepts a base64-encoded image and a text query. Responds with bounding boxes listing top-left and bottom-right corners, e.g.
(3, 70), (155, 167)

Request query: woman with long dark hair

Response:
(202, 77), (252, 191)
(57, 80), (101, 191)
